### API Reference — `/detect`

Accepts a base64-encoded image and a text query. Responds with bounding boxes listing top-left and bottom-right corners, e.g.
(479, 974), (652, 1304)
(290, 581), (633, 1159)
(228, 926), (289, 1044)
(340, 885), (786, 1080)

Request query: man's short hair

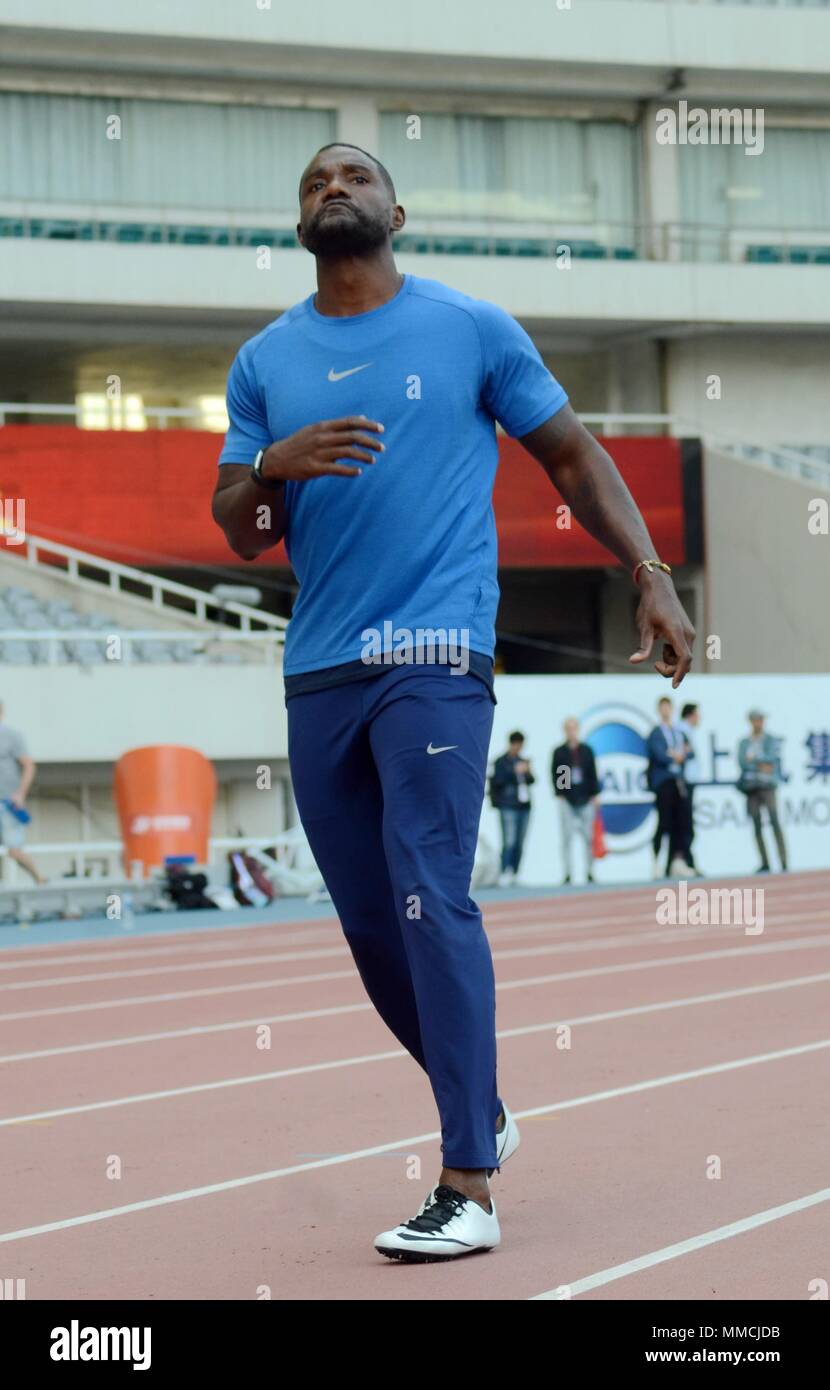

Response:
(681, 703), (698, 719)
(658, 697), (673, 709)
(509, 730), (525, 743)
(300, 144), (396, 201)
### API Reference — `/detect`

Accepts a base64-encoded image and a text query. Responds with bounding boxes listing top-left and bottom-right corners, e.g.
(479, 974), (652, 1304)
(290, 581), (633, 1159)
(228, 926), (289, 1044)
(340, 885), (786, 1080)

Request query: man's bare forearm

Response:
(212, 465), (288, 560)
(555, 437), (657, 569)
(521, 403), (695, 684)
(521, 407), (658, 570)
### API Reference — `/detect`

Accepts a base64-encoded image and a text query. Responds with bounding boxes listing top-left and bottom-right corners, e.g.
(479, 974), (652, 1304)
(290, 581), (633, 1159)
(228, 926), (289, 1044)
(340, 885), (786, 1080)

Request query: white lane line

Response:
(1, 872), (823, 961)
(3, 900), (823, 989)
(530, 1187), (830, 1299)
(0, 969), (357, 1022)
(3, 970), (829, 1126)
(2, 950), (828, 1066)
(0, 946), (354, 992)
(496, 934), (830, 995)
(3, 928), (830, 1026)
(2, 880), (825, 971)
(0, 922), (754, 1056)
(0, 1005), (375, 1064)
(2, 1035), (829, 1246)
(0, 926), (344, 973)
(4, 905), (818, 991)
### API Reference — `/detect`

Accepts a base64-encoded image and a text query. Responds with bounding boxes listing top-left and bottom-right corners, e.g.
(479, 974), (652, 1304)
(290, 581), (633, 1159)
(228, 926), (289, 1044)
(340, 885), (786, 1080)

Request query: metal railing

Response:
(0, 401), (221, 430)
(0, 628), (282, 663)
(582, 413), (675, 435)
(1, 404), (681, 434)
(0, 835), (282, 873)
(0, 835), (304, 902)
(0, 532), (287, 636)
(689, 430), (830, 490)
(3, 208), (830, 265)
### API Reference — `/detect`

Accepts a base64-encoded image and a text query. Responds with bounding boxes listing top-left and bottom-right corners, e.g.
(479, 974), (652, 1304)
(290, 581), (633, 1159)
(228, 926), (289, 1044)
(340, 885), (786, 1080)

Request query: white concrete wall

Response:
(702, 447), (830, 674)
(2, 1), (825, 77)
(0, 663), (288, 762)
(3, 239), (828, 329)
(667, 335), (830, 445)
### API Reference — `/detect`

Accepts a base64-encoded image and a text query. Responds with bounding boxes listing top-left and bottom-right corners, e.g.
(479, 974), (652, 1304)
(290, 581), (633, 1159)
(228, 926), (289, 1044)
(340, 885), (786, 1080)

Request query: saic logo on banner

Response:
(580, 702), (655, 851)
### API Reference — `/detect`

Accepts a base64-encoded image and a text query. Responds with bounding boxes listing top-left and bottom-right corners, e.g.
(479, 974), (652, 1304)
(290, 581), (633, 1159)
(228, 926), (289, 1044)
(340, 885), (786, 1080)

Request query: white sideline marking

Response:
(1, 882), (825, 974)
(0, 946), (352, 992)
(2, 1036), (829, 1245)
(4, 904), (828, 992)
(0, 969), (357, 1022)
(3, 970), (829, 1125)
(0, 1003), (373, 1064)
(530, 1187), (830, 1299)
(2, 929), (829, 1025)
(1, 872), (822, 963)
(0, 925), (343, 972)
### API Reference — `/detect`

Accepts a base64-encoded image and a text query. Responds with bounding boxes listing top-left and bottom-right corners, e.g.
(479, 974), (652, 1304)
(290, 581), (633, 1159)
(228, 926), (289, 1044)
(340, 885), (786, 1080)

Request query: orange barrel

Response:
(113, 745), (217, 876)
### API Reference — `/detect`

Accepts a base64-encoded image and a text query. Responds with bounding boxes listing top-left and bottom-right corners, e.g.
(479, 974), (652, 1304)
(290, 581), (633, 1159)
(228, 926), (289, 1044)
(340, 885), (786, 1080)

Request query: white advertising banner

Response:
(483, 674), (830, 885)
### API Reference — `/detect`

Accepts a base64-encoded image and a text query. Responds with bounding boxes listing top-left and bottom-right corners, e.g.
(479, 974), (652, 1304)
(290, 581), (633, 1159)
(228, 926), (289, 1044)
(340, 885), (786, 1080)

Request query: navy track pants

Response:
(287, 664), (502, 1168)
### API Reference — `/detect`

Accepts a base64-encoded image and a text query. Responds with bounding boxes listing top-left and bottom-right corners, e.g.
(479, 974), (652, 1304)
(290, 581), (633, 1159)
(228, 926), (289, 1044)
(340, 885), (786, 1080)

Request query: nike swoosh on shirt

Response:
(327, 363), (373, 382)
(426, 743), (458, 755)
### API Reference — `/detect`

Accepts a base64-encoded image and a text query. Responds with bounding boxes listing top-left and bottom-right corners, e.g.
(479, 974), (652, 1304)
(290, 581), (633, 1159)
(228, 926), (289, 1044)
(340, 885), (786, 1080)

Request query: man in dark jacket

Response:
(552, 718), (600, 885)
(647, 696), (693, 877)
(489, 730), (535, 884)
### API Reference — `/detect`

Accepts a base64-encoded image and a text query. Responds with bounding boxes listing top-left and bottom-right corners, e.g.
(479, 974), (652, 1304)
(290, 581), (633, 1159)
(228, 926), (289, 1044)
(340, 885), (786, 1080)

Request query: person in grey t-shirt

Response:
(0, 702), (46, 883)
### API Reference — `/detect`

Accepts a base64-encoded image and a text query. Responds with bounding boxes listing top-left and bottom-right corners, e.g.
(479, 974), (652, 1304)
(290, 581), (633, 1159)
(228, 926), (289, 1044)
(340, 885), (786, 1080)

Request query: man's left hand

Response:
(629, 572), (695, 688)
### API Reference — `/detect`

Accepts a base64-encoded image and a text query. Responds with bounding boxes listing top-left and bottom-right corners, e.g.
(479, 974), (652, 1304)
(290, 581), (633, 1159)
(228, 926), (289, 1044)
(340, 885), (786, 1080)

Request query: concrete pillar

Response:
(336, 97), (380, 154)
(642, 101), (682, 261)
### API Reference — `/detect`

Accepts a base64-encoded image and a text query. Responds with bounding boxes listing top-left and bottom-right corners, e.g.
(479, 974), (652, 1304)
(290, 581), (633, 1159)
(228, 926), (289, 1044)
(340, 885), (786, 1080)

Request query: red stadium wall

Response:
(0, 427), (699, 570)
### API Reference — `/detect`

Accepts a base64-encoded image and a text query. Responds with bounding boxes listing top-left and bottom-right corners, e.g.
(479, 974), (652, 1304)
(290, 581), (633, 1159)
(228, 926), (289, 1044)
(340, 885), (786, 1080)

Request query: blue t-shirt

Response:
(218, 273), (568, 677)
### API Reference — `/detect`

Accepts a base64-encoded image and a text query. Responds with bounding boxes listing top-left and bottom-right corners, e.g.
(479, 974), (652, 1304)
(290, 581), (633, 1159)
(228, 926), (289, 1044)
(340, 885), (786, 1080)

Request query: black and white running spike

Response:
(375, 1184), (500, 1262)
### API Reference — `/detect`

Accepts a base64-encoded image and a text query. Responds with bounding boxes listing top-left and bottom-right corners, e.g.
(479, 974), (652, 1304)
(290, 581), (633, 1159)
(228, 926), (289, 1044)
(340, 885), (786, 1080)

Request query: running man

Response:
(212, 142), (695, 1262)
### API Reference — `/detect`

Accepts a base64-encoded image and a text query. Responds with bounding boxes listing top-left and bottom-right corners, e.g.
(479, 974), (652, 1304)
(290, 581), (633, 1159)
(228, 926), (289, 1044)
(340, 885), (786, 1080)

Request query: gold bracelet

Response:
(633, 559), (672, 587)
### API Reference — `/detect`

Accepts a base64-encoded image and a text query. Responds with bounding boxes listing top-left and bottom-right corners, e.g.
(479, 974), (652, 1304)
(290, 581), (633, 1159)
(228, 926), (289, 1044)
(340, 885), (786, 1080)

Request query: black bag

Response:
(165, 865), (217, 910)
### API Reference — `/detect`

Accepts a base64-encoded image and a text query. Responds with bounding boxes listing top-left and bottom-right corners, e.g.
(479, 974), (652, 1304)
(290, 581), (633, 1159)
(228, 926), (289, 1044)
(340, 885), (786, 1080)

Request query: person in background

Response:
(0, 701), (46, 884)
(647, 696), (694, 878)
(738, 710), (788, 874)
(677, 701), (701, 874)
(489, 731), (535, 886)
(552, 717), (600, 885)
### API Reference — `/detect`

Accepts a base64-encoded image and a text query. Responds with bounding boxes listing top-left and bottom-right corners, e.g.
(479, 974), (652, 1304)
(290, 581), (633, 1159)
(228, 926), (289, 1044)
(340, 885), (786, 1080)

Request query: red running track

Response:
(1, 871), (829, 1301)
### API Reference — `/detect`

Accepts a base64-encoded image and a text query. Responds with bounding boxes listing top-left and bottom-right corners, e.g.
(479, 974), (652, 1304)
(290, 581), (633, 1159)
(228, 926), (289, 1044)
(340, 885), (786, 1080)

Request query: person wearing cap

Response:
(737, 710), (788, 873)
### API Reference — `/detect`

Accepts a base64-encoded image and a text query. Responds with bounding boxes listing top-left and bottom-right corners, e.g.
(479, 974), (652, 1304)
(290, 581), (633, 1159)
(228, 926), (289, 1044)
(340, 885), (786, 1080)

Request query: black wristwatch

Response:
(250, 449), (285, 491)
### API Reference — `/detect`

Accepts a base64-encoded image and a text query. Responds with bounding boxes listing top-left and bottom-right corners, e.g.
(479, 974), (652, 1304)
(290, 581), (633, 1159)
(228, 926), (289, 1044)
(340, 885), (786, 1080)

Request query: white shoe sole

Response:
(375, 1190), (501, 1262)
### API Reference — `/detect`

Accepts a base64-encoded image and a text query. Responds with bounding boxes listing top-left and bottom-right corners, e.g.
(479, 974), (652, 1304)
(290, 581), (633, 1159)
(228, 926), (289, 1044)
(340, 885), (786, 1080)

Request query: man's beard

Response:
(302, 202), (390, 258)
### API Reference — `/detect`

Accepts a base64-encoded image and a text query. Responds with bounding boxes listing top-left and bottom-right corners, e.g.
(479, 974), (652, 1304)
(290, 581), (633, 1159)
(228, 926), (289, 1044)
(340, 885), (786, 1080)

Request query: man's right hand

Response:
(261, 416), (385, 481)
